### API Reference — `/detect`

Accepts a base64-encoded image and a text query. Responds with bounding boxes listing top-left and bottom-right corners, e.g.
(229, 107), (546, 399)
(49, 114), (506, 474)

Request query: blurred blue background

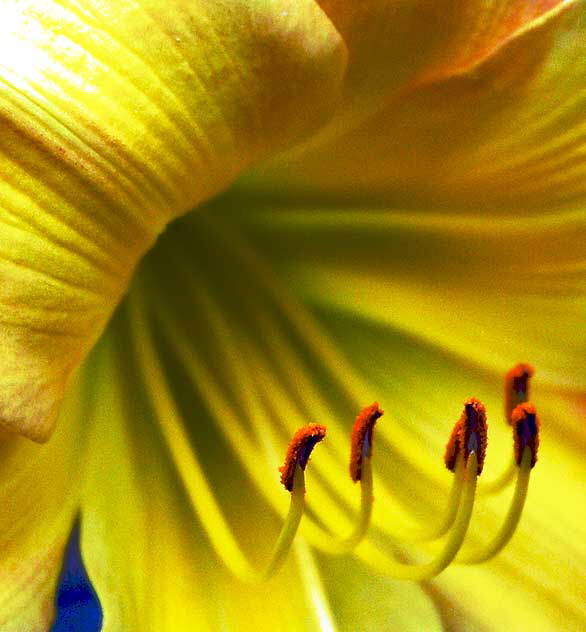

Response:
(52, 521), (102, 631)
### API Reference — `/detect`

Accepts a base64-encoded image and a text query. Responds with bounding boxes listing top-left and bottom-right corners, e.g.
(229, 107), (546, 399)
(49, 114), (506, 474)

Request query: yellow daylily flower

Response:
(1, 1), (585, 631)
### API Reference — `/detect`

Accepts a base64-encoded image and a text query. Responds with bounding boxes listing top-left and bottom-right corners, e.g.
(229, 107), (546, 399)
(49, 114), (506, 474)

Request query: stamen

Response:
(246, 300), (408, 539)
(129, 292), (321, 583)
(400, 452), (466, 542)
(349, 403), (383, 483)
(482, 364), (536, 494)
(314, 404), (383, 555)
(361, 452), (480, 580)
(457, 407), (538, 564)
(505, 363), (534, 423)
(445, 398), (488, 475)
(248, 423), (327, 581)
(279, 424), (327, 492)
(201, 214), (440, 487)
(512, 402), (539, 468)
(160, 271), (352, 545)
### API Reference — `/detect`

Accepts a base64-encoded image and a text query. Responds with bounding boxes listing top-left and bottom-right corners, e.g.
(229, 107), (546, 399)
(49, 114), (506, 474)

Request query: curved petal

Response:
(246, 0), (586, 212)
(0, 375), (89, 631)
(316, 0), (563, 108)
(0, 0), (345, 440)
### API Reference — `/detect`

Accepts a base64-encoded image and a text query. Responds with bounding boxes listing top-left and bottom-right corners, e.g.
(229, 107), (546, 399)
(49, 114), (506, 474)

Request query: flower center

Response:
(125, 215), (539, 584)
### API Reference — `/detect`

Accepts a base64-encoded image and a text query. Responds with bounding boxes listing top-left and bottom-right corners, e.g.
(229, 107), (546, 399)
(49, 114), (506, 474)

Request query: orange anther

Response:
(445, 397), (488, 476)
(279, 423), (327, 491)
(511, 402), (539, 468)
(349, 403), (384, 483)
(505, 363), (534, 424)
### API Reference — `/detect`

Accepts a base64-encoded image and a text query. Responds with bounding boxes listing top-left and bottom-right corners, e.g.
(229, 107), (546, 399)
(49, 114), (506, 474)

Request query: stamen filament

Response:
(457, 446), (532, 564)
(150, 262), (469, 558)
(244, 354), (377, 554)
(153, 291), (357, 552)
(320, 454), (374, 554)
(318, 404), (378, 553)
(128, 292), (312, 583)
(398, 453), (465, 542)
(159, 269), (379, 552)
(362, 453), (479, 580)
(163, 272), (361, 533)
(479, 457), (517, 495)
(260, 463), (307, 581)
(199, 215), (442, 483)
(132, 227), (536, 584)
(245, 301), (413, 542)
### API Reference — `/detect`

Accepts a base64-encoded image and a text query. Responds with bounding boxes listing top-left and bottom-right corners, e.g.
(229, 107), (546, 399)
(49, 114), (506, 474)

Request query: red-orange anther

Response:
(505, 363), (534, 424)
(511, 402), (539, 468)
(349, 403), (384, 483)
(279, 423), (327, 491)
(445, 397), (488, 476)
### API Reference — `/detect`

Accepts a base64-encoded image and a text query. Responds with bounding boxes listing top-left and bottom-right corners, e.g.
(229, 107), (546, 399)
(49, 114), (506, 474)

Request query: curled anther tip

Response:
(444, 397), (488, 476)
(512, 402), (539, 468)
(505, 363), (534, 423)
(507, 363), (535, 379)
(349, 402), (384, 483)
(279, 423), (327, 491)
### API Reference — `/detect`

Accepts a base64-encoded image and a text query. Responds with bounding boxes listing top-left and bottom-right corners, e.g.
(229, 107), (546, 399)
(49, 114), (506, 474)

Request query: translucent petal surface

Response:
(246, 0), (586, 212)
(316, 0), (563, 107)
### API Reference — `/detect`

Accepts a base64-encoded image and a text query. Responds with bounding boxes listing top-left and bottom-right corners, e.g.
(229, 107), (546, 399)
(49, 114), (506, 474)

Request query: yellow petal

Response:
(0, 375), (89, 631)
(318, 555), (443, 632)
(231, 206), (586, 391)
(317, 0), (563, 106)
(0, 0), (345, 440)
(247, 0), (586, 211)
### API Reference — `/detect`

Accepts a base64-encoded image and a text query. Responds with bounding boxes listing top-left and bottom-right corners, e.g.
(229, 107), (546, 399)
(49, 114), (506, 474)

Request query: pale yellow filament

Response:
(129, 217), (532, 584)
(149, 290), (359, 549)
(398, 453), (465, 542)
(151, 275), (374, 553)
(360, 453), (478, 580)
(199, 214), (442, 483)
(128, 292), (308, 583)
(457, 446), (532, 564)
(479, 457), (516, 495)
(151, 257), (458, 553)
